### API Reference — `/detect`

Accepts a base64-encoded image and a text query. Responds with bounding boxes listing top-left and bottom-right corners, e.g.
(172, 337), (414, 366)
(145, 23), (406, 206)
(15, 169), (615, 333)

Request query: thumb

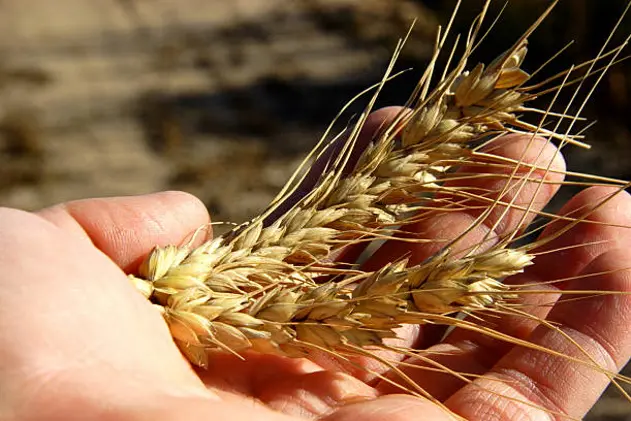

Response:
(36, 191), (210, 272)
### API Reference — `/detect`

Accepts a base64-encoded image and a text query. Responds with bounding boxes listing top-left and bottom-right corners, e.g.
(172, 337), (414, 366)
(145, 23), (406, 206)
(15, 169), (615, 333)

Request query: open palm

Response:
(1, 110), (630, 421)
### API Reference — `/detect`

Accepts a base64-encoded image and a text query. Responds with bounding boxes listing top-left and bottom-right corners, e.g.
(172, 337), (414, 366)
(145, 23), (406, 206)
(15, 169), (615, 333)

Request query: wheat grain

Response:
(135, 35), (534, 297)
(155, 245), (528, 366)
(127, 0), (631, 418)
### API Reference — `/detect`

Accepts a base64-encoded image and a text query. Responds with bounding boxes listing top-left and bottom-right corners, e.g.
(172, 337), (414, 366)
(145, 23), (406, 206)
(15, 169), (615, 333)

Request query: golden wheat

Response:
(129, 1), (631, 419)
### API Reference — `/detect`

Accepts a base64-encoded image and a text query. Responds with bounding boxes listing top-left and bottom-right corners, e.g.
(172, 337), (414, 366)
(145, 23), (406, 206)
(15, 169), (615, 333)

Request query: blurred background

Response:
(0, 1), (629, 418)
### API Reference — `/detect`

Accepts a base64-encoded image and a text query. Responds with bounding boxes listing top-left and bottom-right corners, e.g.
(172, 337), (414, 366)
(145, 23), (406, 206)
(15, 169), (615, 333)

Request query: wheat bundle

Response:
(128, 1), (631, 419)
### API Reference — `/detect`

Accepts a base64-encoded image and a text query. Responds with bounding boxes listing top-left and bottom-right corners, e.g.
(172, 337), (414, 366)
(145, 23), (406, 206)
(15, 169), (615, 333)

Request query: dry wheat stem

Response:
(127, 0), (631, 417)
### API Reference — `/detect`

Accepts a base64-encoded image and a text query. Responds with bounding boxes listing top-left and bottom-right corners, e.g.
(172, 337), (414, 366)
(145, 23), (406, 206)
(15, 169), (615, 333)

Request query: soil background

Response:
(0, 1), (629, 418)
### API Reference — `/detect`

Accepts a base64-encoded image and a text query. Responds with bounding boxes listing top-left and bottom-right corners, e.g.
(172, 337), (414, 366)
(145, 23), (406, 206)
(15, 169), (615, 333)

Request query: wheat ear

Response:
(128, 0), (631, 418)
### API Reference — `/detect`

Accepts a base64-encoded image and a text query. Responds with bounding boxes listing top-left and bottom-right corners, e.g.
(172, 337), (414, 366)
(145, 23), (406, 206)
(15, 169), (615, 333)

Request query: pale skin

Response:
(1, 108), (630, 421)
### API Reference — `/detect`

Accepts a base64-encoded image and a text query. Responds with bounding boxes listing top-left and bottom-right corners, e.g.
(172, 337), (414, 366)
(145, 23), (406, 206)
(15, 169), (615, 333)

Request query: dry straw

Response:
(129, 0), (631, 418)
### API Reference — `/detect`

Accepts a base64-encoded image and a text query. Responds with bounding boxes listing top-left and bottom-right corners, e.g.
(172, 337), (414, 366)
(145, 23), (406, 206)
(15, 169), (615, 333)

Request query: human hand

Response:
(1, 110), (630, 421)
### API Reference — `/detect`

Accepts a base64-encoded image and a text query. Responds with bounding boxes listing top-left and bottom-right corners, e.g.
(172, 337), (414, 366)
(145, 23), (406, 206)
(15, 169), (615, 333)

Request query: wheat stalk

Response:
(128, 0), (631, 418)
